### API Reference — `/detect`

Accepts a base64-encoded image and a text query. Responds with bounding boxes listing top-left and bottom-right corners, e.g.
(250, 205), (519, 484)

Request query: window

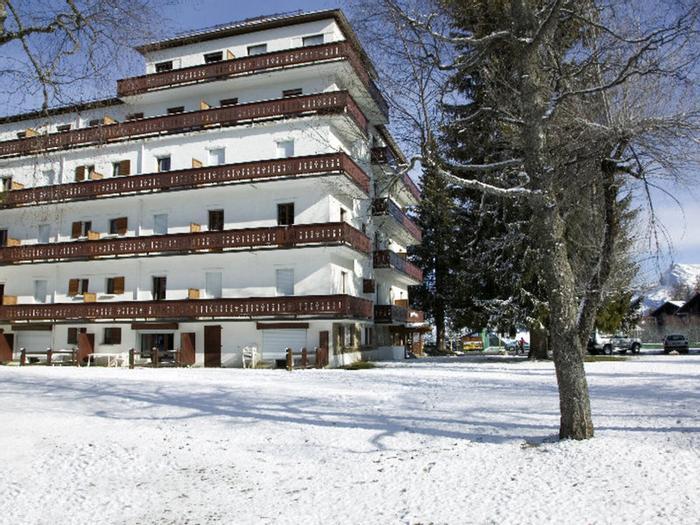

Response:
(204, 51), (223, 63)
(109, 217), (128, 236)
(112, 160), (130, 177)
(247, 43), (267, 56)
(103, 327), (122, 345)
(277, 203), (294, 226)
(364, 327), (374, 347)
(152, 276), (167, 301)
(302, 34), (324, 47)
(157, 156), (171, 172)
(70, 221), (92, 239)
(0, 229), (7, 246)
(167, 106), (185, 114)
(42, 169), (55, 185)
(343, 324), (353, 347)
(74, 165), (95, 182)
(208, 209), (224, 231)
(340, 271), (348, 294)
(275, 139), (294, 159)
(219, 97), (238, 107)
(88, 119), (101, 127)
(33, 280), (48, 303)
(106, 276), (125, 295)
(155, 61), (173, 72)
(205, 272), (222, 299)
(1, 177), (11, 192)
(276, 269), (294, 296)
(57, 124), (71, 132)
(126, 112), (144, 121)
(153, 214), (168, 235)
(16, 131), (26, 139)
(38, 224), (50, 244)
(67, 327), (86, 345)
(340, 208), (347, 223)
(208, 148), (225, 166)
(282, 88), (303, 98)
(68, 278), (89, 296)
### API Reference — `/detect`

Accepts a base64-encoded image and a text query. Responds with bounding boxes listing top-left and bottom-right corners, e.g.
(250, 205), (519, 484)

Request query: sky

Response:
(1, 0), (697, 275)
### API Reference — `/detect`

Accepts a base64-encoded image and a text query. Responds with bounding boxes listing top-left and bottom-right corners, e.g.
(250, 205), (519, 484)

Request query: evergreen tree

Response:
(411, 155), (460, 352)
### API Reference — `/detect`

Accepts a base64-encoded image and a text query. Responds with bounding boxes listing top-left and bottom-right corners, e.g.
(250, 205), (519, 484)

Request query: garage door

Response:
(262, 329), (307, 360)
(16, 331), (52, 353)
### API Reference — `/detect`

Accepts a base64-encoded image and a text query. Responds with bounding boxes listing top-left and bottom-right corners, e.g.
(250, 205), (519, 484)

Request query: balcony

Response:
(0, 223), (371, 265)
(0, 295), (373, 322)
(117, 42), (389, 118)
(374, 305), (425, 324)
(0, 152), (369, 208)
(373, 250), (423, 283)
(372, 198), (422, 244)
(371, 146), (421, 203)
(0, 91), (367, 158)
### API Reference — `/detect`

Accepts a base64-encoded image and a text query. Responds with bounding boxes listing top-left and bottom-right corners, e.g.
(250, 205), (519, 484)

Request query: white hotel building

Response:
(0, 10), (425, 367)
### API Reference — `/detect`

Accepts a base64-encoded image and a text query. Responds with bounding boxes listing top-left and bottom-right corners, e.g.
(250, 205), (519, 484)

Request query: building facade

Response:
(0, 10), (424, 367)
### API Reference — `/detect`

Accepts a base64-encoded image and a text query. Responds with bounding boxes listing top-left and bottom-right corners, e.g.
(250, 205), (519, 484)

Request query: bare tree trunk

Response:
(434, 258), (447, 353)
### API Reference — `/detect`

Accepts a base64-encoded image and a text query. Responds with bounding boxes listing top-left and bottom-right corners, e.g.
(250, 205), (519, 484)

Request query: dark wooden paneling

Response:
(180, 332), (196, 366)
(77, 332), (94, 365)
(0, 92), (368, 158)
(0, 295), (374, 322)
(131, 322), (179, 330)
(256, 322), (310, 330)
(203, 325), (221, 368)
(0, 331), (13, 361)
(0, 222), (371, 264)
(1, 153), (369, 209)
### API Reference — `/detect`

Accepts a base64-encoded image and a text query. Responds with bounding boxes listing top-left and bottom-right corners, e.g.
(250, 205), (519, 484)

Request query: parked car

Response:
(663, 334), (689, 354)
(588, 333), (641, 355)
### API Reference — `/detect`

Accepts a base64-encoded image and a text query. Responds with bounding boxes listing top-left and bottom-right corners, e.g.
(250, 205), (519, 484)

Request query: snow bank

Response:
(0, 355), (698, 524)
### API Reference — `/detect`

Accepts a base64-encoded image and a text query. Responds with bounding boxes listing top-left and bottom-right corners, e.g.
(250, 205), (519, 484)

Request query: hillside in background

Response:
(641, 263), (700, 311)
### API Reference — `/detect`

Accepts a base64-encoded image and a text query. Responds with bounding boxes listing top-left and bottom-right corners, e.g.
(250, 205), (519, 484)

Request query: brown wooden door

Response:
(0, 330), (13, 362)
(180, 332), (196, 366)
(77, 332), (95, 365)
(204, 325), (221, 367)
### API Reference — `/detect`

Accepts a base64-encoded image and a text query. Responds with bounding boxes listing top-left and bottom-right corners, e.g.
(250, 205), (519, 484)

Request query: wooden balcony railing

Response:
(0, 152), (369, 208)
(117, 42), (389, 117)
(373, 250), (423, 282)
(371, 146), (421, 202)
(374, 305), (425, 324)
(0, 295), (374, 322)
(0, 91), (367, 158)
(374, 304), (408, 324)
(372, 198), (422, 242)
(0, 223), (371, 264)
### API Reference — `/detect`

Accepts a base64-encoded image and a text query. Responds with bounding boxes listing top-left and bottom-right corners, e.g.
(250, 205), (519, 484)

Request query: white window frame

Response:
(38, 224), (51, 244)
(205, 271), (223, 299)
(207, 147), (226, 166)
(33, 279), (48, 304)
(275, 269), (295, 297)
(153, 213), (168, 235)
(275, 139), (294, 159)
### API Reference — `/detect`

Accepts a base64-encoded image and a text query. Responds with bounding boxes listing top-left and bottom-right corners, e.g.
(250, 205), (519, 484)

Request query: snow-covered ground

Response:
(1, 355), (698, 525)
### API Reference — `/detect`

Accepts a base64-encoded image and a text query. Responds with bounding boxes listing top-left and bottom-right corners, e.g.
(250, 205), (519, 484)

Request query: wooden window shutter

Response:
(118, 159), (131, 176)
(75, 165), (85, 181)
(68, 279), (79, 296)
(71, 221), (82, 238)
(113, 276), (125, 295)
(116, 217), (128, 235)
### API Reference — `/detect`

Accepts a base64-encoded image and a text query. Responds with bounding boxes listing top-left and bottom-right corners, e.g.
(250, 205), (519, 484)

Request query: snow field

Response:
(0, 355), (698, 524)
